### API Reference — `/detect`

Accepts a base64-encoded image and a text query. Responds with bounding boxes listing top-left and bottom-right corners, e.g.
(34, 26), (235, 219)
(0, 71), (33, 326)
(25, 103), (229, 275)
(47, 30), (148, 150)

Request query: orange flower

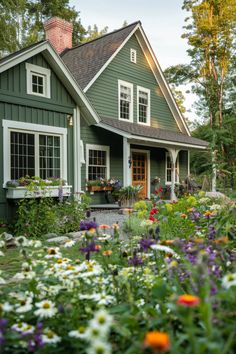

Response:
(192, 238), (204, 244)
(144, 331), (170, 352)
(180, 213), (187, 219)
(204, 211), (213, 218)
(176, 294), (200, 307)
(99, 224), (110, 229)
(95, 245), (102, 250)
(161, 240), (174, 245)
(213, 236), (229, 244)
(102, 250), (113, 256)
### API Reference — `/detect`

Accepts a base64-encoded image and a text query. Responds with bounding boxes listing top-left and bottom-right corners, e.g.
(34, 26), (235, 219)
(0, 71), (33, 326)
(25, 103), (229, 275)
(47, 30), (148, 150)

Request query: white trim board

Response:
(2, 119), (67, 187)
(85, 144), (110, 181)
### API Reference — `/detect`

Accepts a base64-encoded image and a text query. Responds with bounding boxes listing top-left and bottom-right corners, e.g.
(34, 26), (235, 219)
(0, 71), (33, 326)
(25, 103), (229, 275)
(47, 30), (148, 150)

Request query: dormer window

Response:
(130, 48), (137, 63)
(26, 63), (51, 98)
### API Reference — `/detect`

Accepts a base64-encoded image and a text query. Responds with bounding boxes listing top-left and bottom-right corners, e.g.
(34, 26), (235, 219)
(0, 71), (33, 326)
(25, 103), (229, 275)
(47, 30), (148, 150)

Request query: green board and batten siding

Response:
(0, 53), (76, 220)
(86, 34), (180, 132)
(81, 119), (123, 204)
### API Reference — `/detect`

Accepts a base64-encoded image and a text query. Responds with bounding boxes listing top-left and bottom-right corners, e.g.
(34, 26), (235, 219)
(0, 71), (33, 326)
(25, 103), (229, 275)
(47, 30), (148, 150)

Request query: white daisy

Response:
(42, 329), (61, 344)
(85, 323), (107, 341)
(0, 302), (13, 312)
(0, 251), (4, 257)
(222, 273), (236, 289)
(45, 247), (62, 259)
(90, 310), (113, 332)
(0, 240), (5, 248)
(92, 293), (116, 306)
(63, 240), (76, 248)
(12, 322), (35, 334)
(34, 300), (57, 318)
(150, 244), (177, 255)
(15, 236), (29, 247)
(15, 296), (33, 313)
(87, 340), (112, 354)
(68, 326), (87, 339)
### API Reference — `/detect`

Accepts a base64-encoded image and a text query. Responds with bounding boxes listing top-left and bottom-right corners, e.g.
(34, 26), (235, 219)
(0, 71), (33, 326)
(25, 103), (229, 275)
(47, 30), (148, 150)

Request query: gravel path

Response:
(89, 210), (129, 230)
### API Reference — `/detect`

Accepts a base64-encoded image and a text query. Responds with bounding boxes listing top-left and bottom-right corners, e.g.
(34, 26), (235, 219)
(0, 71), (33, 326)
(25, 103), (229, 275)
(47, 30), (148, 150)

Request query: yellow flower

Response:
(102, 250), (113, 256)
(165, 204), (173, 212)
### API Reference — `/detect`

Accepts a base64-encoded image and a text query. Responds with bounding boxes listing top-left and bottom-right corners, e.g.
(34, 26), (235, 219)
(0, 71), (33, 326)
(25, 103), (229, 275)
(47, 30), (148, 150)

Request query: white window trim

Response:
(26, 62), (51, 98)
(118, 80), (133, 122)
(86, 144), (110, 181)
(137, 86), (151, 126)
(130, 48), (137, 63)
(80, 140), (85, 165)
(2, 119), (67, 187)
(165, 152), (179, 185)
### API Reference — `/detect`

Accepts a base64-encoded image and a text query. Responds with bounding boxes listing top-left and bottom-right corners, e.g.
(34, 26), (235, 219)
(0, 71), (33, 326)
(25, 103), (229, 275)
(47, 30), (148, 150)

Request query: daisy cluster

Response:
(0, 193), (235, 353)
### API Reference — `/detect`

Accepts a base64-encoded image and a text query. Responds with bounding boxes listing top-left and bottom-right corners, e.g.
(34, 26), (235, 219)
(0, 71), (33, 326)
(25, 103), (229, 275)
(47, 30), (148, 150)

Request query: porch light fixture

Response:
(67, 114), (73, 127)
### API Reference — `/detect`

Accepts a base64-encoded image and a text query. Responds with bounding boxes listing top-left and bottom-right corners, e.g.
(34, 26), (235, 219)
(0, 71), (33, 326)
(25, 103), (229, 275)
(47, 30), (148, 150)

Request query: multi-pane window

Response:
(26, 63), (51, 98)
(87, 145), (109, 181)
(32, 73), (45, 95)
(137, 87), (150, 125)
(10, 132), (35, 180)
(166, 154), (179, 184)
(39, 135), (61, 179)
(119, 80), (133, 121)
(10, 131), (61, 180)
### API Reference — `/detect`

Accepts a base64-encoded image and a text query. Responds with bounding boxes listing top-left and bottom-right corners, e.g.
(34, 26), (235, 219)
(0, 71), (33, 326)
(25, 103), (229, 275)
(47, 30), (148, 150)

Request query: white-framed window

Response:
(26, 63), (51, 98)
(2, 120), (67, 185)
(86, 144), (110, 181)
(165, 153), (179, 184)
(137, 86), (150, 125)
(130, 48), (137, 63)
(118, 80), (133, 122)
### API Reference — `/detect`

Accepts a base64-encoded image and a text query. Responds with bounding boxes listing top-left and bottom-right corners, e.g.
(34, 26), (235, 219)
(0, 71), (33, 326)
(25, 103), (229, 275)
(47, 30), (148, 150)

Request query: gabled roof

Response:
(98, 117), (208, 149)
(61, 22), (139, 90)
(0, 41), (100, 125)
(61, 22), (191, 136)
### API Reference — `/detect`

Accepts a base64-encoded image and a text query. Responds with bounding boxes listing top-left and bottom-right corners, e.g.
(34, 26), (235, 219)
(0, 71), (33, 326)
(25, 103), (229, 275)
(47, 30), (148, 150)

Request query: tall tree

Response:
(0, 0), (85, 55)
(81, 24), (108, 43)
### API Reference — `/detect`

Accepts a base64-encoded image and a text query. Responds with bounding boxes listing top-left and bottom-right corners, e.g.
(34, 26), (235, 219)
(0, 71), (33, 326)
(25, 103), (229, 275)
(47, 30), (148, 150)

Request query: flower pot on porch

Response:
(5, 186), (72, 199)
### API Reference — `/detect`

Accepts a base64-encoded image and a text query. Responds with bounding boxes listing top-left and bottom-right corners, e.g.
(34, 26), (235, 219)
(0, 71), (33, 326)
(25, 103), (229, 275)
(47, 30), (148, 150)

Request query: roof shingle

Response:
(99, 117), (208, 148)
(61, 22), (139, 89)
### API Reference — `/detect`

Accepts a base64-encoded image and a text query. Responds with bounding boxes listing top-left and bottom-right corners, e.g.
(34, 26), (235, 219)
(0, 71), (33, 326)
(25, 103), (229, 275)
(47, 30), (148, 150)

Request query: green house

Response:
(0, 39), (99, 220)
(60, 20), (208, 203)
(0, 18), (208, 220)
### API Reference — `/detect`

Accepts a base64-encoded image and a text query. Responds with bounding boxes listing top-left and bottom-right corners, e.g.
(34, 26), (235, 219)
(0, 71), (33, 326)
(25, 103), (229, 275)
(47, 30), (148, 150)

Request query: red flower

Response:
(149, 216), (155, 221)
(176, 294), (200, 307)
(150, 208), (158, 215)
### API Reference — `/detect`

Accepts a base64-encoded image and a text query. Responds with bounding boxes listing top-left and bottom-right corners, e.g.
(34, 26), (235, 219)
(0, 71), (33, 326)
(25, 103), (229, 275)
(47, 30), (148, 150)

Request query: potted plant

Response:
(118, 185), (143, 208)
(86, 178), (121, 193)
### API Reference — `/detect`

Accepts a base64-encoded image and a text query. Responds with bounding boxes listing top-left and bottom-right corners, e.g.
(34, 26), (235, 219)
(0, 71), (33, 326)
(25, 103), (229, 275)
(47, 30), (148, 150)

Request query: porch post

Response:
(73, 107), (81, 200)
(123, 137), (131, 186)
(167, 148), (180, 201)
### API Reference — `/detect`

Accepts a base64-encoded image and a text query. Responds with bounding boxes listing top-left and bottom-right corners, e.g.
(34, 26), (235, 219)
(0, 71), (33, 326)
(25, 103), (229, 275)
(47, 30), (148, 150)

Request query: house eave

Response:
(96, 122), (208, 150)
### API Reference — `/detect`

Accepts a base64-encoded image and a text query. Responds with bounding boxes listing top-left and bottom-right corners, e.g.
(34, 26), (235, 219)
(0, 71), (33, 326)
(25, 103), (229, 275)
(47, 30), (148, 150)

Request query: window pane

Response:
(88, 149), (107, 181)
(138, 90), (148, 123)
(10, 131), (35, 179)
(39, 134), (61, 179)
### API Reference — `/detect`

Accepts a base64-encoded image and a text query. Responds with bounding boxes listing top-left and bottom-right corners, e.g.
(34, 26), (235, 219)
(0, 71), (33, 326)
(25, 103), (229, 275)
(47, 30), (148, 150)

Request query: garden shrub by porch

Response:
(14, 194), (90, 238)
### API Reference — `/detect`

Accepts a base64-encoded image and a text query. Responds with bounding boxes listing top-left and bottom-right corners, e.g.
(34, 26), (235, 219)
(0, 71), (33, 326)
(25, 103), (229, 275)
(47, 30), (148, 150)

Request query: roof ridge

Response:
(66, 21), (141, 52)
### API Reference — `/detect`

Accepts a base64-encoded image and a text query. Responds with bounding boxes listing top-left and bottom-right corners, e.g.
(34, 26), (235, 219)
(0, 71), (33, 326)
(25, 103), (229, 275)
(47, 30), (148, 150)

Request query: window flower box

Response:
(5, 185), (72, 199)
(87, 186), (113, 192)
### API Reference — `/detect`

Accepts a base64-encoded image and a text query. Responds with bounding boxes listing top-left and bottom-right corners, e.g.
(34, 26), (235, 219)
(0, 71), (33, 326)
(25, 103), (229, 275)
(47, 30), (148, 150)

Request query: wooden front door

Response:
(132, 152), (147, 198)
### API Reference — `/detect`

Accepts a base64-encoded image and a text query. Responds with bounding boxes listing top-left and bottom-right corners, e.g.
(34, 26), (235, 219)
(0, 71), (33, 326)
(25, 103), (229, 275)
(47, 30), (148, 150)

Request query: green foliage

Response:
(81, 24), (108, 43)
(0, 0), (86, 54)
(14, 194), (89, 237)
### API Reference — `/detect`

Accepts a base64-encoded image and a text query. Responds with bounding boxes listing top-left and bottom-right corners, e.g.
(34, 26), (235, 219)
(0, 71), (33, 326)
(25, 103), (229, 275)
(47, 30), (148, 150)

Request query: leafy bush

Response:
(14, 194), (90, 237)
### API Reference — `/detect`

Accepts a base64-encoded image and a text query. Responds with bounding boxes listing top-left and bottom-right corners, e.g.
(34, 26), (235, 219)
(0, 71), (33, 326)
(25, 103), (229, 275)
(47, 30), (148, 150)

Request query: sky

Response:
(70, 0), (197, 120)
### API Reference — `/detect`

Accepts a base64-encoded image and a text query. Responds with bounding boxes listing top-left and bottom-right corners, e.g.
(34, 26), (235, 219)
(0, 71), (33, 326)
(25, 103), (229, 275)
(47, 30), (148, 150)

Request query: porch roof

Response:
(97, 117), (209, 149)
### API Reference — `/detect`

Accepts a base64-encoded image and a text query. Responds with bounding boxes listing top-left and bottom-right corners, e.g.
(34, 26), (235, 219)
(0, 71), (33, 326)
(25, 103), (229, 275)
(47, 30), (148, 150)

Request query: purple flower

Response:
(80, 242), (99, 260)
(128, 255), (144, 267)
(139, 238), (156, 251)
(80, 220), (98, 231)
(208, 225), (216, 240)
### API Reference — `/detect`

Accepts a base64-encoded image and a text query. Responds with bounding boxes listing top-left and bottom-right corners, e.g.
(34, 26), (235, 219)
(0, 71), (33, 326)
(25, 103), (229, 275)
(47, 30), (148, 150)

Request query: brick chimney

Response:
(44, 17), (73, 54)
